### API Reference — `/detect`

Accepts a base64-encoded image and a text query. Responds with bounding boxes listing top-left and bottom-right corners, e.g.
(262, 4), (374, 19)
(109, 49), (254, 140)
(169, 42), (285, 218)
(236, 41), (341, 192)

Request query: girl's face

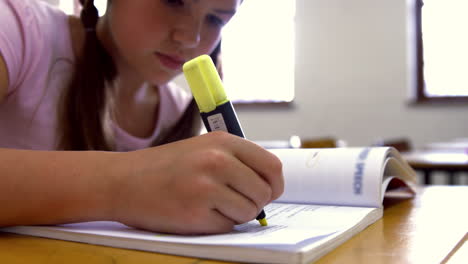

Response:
(100, 0), (240, 85)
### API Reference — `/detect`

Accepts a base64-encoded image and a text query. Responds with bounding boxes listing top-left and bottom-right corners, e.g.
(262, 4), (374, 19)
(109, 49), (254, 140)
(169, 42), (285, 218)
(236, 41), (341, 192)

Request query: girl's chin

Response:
(148, 74), (180, 86)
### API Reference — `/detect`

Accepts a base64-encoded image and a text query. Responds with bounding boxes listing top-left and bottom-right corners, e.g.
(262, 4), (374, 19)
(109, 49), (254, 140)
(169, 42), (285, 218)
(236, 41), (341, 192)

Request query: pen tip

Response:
(258, 218), (268, 226)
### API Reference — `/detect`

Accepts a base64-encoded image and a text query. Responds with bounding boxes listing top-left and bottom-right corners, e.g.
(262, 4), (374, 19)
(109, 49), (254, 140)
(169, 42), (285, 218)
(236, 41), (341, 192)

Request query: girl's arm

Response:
(0, 148), (119, 226)
(0, 132), (284, 234)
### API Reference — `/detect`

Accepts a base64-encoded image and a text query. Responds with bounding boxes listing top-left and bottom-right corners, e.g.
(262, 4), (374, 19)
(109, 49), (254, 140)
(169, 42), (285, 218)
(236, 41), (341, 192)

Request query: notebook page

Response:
(270, 148), (389, 207)
(4, 203), (377, 247)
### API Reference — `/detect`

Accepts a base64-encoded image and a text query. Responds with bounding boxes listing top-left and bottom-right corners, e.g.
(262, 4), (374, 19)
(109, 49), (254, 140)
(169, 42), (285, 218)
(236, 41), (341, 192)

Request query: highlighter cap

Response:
(183, 55), (228, 113)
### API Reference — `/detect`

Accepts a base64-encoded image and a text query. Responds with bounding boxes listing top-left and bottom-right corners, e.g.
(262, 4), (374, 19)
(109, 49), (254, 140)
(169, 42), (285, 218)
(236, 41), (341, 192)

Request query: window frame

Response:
(414, 0), (468, 104)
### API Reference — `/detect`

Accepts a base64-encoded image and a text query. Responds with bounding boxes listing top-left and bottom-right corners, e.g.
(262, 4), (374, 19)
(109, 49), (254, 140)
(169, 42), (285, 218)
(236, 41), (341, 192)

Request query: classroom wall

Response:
(215, 0), (468, 148)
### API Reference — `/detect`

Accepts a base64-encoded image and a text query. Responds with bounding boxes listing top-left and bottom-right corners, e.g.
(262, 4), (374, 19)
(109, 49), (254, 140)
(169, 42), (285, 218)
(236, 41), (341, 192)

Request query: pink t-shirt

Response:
(0, 0), (191, 151)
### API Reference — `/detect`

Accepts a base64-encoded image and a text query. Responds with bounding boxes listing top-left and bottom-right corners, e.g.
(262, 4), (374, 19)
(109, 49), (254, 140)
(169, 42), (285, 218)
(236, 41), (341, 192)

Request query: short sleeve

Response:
(0, 0), (26, 93)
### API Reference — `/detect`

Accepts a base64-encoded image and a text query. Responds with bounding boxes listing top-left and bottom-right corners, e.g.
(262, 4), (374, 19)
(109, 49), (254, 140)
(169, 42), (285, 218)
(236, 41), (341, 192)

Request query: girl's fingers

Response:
(212, 183), (260, 225)
(196, 209), (237, 234)
(167, 209), (236, 235)
(217, 153), (272, 214)
(221, 133), (285, 202)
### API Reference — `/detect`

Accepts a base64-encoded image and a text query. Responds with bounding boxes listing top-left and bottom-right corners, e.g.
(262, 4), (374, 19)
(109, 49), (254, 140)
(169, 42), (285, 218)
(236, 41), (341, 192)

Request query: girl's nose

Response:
(172, 14), (201, 48)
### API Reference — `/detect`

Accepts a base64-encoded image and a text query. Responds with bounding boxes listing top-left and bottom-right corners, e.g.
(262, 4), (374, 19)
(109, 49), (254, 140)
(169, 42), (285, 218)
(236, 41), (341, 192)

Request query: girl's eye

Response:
(165, 0), (184, 7)
(206, 14), (225, 27)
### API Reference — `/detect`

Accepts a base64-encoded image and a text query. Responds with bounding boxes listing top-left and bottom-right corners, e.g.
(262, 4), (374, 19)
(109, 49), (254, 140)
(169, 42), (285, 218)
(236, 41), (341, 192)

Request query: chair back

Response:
(301, 137), (338, 148)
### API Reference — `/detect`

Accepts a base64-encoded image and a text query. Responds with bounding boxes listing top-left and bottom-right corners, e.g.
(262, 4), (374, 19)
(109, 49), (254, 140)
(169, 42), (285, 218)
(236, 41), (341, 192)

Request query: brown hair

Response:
(58, 0), (221, 150)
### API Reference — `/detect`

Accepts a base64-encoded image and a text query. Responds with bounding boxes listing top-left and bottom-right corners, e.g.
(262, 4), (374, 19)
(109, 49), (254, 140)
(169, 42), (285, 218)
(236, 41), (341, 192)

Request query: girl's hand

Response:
(110, 131), (284, 235)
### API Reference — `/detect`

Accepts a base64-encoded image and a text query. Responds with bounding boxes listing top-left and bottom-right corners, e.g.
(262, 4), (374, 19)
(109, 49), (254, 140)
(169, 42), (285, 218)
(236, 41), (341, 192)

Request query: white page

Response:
(269, 148), (391, 208)
(5, 204), (376, 247)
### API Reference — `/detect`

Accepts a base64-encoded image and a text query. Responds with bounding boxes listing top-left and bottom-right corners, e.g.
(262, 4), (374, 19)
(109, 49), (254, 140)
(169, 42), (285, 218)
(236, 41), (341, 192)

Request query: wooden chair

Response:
(301, 137), (338, 148)
(373, 138), (412, 152)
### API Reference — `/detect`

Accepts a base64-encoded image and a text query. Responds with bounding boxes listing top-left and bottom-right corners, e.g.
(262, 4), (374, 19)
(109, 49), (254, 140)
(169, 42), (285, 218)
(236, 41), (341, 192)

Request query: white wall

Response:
(219, 0), (468, 148)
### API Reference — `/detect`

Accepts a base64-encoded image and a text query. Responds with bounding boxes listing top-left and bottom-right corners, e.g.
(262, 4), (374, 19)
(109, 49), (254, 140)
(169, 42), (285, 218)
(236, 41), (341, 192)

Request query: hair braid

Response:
(58, 0), (117, 150)
(80, 0), (99, 32)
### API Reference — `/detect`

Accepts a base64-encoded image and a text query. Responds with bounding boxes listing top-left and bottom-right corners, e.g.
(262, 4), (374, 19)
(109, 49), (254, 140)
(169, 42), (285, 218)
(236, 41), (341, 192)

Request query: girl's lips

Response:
(156, 53), (185, 70)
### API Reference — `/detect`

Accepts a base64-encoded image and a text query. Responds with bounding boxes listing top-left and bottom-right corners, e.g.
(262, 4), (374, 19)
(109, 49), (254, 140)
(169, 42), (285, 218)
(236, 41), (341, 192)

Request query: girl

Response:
(0, 0), (284, 235)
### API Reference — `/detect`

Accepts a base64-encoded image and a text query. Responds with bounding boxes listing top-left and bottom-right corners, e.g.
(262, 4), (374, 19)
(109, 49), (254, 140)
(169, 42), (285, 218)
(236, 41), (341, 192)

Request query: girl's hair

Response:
(58, 0), (221, 150)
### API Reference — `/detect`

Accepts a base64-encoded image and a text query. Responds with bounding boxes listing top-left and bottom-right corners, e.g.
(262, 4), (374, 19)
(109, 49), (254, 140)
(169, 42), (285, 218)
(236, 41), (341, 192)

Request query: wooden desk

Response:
(403, 151), (468, 184)
(1, 186), (467, 264)
(316, 186), (468, 264)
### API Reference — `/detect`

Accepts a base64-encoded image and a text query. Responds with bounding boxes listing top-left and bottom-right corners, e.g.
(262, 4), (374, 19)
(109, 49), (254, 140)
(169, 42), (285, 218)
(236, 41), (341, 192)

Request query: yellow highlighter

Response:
(183, 55), (268, 227)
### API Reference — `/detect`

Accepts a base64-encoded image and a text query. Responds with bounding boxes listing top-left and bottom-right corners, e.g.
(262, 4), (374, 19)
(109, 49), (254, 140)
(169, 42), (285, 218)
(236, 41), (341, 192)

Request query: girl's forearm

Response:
(0, 148), (121, 226)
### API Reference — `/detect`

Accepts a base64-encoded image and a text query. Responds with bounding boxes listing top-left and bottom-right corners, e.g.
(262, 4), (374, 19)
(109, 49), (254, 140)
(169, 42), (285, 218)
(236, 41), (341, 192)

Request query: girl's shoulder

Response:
(0, 0), (69, 45)
(0, 0), (73, 93)
(1, 0), (66, 25)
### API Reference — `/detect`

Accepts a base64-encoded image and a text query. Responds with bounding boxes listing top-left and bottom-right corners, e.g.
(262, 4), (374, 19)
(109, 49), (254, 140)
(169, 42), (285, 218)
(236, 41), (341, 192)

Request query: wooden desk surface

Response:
(316, 186), (468, 264)
(1, 186), (467, 264)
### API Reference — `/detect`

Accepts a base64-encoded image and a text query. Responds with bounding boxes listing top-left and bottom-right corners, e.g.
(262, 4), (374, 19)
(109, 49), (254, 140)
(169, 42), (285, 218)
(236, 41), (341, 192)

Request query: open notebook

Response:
(1, 147), (416, 264)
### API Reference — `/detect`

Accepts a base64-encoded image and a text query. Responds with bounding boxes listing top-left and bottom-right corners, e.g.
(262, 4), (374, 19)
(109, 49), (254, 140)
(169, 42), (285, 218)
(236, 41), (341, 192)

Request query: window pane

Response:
(58, 0), (74, 14)
(56, 0), (106, 16)
(221, 0), (295, 102)
(422, 0), (468, 97)
(94, 0), (107, 16)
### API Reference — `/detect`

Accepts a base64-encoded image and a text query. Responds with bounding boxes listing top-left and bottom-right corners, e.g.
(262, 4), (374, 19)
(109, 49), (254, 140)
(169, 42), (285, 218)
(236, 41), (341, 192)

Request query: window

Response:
(57, 0), (74, 14)
(415, 0), (468, 102)
(53, 0), (296, 103)
(221, 0), (295, 103)
(93, 0), (107, 16)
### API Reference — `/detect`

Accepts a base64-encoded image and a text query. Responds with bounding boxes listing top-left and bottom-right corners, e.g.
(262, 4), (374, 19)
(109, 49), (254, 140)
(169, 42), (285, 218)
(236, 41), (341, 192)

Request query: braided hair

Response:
(58, 0), (220, 150)
(58, 0), (116, 150)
